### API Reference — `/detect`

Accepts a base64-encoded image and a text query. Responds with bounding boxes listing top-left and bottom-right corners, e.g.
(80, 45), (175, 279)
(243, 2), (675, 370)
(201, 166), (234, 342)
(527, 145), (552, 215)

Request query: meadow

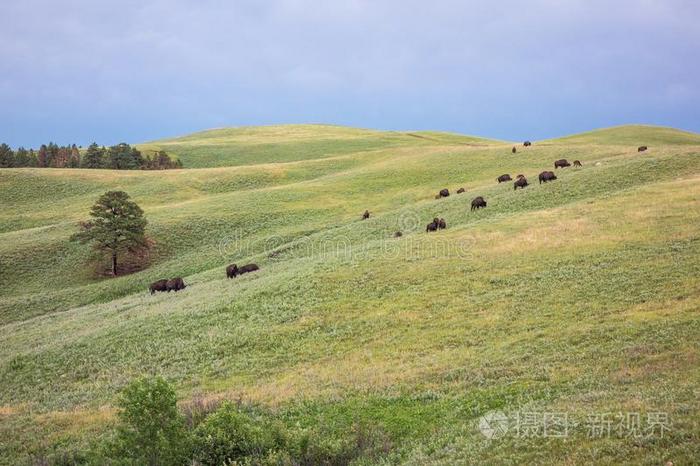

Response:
(0, 124), (699, 464)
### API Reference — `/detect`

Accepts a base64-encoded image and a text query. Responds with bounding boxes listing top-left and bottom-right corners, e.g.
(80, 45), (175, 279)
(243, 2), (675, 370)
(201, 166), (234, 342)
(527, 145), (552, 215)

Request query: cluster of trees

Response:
(0, 142), (182, 169)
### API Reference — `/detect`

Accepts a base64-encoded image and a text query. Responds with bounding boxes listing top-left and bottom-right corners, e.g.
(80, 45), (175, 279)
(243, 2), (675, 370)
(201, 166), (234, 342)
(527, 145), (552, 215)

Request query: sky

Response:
(1, 0), (699, 147)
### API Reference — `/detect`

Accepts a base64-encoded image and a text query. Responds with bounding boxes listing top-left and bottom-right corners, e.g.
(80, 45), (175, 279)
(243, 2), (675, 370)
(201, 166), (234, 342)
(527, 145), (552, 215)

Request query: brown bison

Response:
(514, 177), (529, 190)
(426, 221), (438, 232)
(471, 196), (487, 210)
(497, 174), (512, 183)
(149, 279), (169, 294)
(516, 174), (525, 179)
(394, 231), (403, 238)
(573, 160), (582, 167)
(439, 188), (450, 198)
(438, 218), (446, 229)
(512, 146), (517, 154)
(523, 141), (532, 147)
(638, 146), (648, 152)
(456, 187), (465, 194)
(236, 264), (259, 276)
(166, 277), (186, 292)
(226, 264), (239, 278)
(538, 171), (557, 184)
(362, 210), (370, 220)
(554, 159), (571, 169)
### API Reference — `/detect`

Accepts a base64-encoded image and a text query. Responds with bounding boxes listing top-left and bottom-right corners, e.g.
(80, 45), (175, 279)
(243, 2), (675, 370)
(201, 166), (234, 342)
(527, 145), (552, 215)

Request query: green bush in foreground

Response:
(110, 376), (190, 465)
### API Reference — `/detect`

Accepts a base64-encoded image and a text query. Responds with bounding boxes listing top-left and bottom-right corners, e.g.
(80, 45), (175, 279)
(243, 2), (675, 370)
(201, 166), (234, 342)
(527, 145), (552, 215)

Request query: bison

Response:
(512, 146), (517, 154)
(471, 196), (487, 210)
(236, 264), (259, 276)
(362, 210), (370, 220)
(554, 159), (571, 169)
(497, 174), (512, 183)
(456, 187), (465, 194)
(516, 174), (525, 179)
(394, 231), (403, 238)
(149, 279), (168, 295)
(514, 177), (529, 190)
(439, 188), (450, 198)
(538, 171), (557, 184)
(573, 160), (582, 167)
(166, 277), (186, 292)
(438, 218), (447, 229)
(426, 221), (438, 232)
(523, 141), (532, 147)
(226, 264), (239, 279)
(638, 146), (648, 152)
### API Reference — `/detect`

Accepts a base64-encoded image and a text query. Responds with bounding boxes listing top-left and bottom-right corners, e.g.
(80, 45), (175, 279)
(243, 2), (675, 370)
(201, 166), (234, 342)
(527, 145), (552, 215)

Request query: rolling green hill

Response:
(1, 124), (699, 464)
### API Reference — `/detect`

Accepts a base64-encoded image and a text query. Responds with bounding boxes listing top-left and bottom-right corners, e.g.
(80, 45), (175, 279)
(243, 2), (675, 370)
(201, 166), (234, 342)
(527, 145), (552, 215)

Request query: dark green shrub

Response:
(110, 376), (190, 465)
(192, 401), (284, 465)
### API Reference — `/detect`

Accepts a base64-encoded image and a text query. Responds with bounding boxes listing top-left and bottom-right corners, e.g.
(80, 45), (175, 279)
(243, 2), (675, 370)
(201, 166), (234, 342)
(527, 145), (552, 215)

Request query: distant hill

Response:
(543, 124), (700, 145)
(138, 124), (503, 168)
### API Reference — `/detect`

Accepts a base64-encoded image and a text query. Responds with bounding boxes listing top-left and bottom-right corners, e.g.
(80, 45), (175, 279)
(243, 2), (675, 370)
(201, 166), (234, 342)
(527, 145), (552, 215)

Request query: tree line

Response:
(0, 142), (182, 169)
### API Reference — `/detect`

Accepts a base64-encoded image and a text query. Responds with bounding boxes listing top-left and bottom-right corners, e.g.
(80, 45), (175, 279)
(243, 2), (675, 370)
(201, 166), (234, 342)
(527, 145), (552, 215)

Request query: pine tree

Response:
(81, 143), (105, 168)
(0, 143), (14, 167)
(70, 191), (148, 276)
(68, 144), (81, 168)
(14, 147), (30, 167)
(37, 144), (48, 167)
(27, 149), (38, 167)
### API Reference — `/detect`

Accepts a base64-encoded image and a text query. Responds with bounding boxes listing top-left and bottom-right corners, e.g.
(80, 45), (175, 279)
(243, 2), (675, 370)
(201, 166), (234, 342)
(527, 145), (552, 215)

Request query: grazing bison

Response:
(514, 176), (529, 190)
(149, 279), (169, 294)
(438, 218), (447, 229)
(439, 188), (450, 198)
(471, 196), (487, 210)
(226, 264), (239, 279)
(554, 159), (571, 169)
(538, 171), (557, 184)
(497, 174), (512, 183)
(362, 210), (370, 220)
(573, 160), (582, 167)
(523, 141), (532, 147)
(236, 263), (259, 276)
(638, 146), (648, 152)
(426, 221), (438, 232)
(512, 146), (517, 154)
(394, 231), (403, 238)
(166, 277), (186, 292)
(456, 187), (465, 194)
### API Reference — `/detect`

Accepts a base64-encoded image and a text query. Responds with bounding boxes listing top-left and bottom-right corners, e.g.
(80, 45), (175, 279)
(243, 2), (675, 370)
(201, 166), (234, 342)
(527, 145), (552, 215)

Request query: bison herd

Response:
(150, 140), (649, 296)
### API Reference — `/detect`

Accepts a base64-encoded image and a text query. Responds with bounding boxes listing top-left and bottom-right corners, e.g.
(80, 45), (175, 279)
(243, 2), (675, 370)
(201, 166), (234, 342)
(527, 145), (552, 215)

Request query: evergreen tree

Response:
(27, 149), (38, 167)
(37, 144), (48, 167)
(0, 143), (14, 167)
(81, 143), (105, 168)
(46, 142), (59, 167)
(108, 143), (145, 170)
(68, 144), (81, 168)
(70, 191), (148, 276)
(14, 147), (30, 167)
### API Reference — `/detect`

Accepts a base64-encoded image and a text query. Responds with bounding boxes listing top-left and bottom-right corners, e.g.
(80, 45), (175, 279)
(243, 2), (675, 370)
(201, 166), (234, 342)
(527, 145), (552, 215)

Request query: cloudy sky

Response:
(1, 0), (699, 147)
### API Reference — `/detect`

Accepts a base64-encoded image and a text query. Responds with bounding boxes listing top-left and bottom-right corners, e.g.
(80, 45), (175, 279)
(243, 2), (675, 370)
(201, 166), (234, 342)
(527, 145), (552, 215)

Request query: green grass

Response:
(0, 124), (699, 464)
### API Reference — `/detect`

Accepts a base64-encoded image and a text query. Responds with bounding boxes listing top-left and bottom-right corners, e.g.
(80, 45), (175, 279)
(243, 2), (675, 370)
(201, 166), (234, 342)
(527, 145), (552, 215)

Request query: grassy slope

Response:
(0, 124), (699, 464)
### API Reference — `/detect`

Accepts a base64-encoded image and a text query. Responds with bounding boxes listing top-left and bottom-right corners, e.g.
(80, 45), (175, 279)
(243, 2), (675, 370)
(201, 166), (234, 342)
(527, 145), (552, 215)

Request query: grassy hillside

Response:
(1, 124), (699, 464)
(137, 124), (503, 168)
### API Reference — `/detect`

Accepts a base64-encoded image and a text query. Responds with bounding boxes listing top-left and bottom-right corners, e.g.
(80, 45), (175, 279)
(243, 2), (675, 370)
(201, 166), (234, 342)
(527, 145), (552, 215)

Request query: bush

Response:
(192, 402), (285, 465)
(110, 376), (190, 465)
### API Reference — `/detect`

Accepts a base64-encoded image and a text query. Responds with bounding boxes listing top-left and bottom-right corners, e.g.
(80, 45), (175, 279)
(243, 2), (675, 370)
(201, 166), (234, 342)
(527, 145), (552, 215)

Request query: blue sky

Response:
(1, 0), (699, 147)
